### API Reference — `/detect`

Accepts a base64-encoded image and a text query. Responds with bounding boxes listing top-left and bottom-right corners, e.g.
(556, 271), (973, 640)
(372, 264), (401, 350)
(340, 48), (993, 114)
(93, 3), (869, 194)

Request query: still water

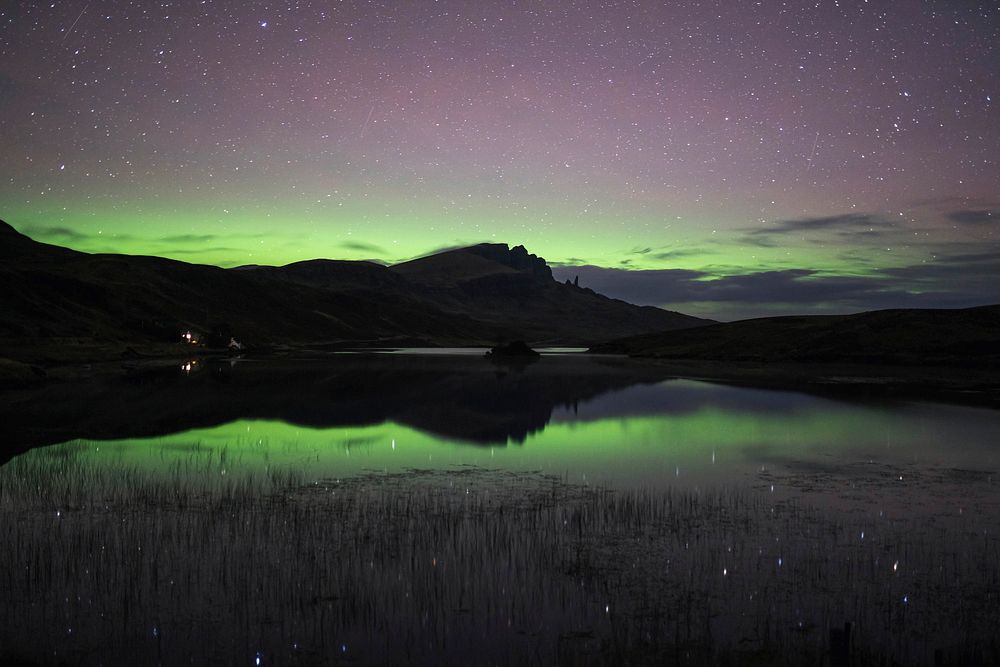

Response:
(21, 376), (1000, 499)
(1, 354), (998, 665)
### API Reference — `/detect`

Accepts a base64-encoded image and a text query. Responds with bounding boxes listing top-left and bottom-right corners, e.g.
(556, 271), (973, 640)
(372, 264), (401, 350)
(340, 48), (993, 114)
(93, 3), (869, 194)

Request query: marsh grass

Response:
(0, 439), (305, 512)
(0, 455), (998, 666)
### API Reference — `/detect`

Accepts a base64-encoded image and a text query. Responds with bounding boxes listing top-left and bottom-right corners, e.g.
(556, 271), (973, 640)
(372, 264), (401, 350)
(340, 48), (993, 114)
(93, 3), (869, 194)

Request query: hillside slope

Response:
(590, 306), (1000, 366)
(390, 244), (710, 342)
(0, 221), (710, 358)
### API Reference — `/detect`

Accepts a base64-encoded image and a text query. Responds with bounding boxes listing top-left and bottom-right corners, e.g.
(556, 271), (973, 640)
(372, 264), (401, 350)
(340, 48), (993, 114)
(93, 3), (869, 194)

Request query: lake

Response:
(1, 353), (998, 665)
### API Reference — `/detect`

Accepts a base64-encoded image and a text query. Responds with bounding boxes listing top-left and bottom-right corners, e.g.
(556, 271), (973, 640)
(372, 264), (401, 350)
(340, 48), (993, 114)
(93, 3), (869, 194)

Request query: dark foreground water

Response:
(1, 354), (998, 665)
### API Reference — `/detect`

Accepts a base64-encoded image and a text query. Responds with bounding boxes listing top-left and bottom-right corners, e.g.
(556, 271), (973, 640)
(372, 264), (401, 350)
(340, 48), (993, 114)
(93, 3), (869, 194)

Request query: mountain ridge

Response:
(590, 305), (1000, 367)
(0, 220), (711, 360)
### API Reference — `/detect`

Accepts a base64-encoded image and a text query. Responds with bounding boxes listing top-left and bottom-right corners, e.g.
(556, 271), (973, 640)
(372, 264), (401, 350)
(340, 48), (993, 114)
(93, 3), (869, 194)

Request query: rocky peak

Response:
(466, 243), (553, 281)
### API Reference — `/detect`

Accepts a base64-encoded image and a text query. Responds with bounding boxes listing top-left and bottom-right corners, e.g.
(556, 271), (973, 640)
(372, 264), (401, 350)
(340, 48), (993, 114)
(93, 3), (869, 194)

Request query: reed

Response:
(1, 458), (997, 666)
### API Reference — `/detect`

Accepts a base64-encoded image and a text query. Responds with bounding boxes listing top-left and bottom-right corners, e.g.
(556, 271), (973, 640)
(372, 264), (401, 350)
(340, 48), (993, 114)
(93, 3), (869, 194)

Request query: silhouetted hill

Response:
(0, 220), (458, 347)
(0, 220), (710, 361)
(0, 221), (81, 261)
(390, 243), (708, 343)
(392, 243), (553, 286)
(245, 258), (405, 291)
(590, 306), (1000, 367)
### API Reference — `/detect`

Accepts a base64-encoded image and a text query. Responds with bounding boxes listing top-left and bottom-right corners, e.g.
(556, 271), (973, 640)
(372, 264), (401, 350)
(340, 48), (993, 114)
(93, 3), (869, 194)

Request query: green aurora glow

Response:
(2, 2), (997, 317)
(18, 403), (975, 492)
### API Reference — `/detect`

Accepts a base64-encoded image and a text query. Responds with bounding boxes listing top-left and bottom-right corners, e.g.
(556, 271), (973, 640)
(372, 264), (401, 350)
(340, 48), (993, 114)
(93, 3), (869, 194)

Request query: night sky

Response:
(2, 1), (997, 319)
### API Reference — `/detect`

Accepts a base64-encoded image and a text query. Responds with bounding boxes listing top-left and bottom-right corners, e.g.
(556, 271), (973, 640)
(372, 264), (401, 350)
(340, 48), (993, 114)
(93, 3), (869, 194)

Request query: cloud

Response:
(161, 246), (243, 255)
(735, 234), (782, 248)
(668, 269), (894, 306)
(881, 250), (1000, 287)
(651, 248), (709, 261)
(553, 253), (999, 320)
(339, 240), (387, 254)
(21, 225), (89, 242)
(20, 225), (138, 243)
(21, 226), (256, 250)
(615, 245), (713, 263)
(548, 257), (590, 267)
(835, 251), (878, 265)
(748, 213), (888, 237)
(158, 234), (219, 244)
(946, 209), (996, 225)
(932, 249), (1000, 265)
(552, 265), (707, 304)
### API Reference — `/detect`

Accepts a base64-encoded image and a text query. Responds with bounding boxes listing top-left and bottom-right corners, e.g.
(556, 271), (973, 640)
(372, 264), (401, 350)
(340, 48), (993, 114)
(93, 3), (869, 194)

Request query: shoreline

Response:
(634, 357), (1000, 409)
(3, 339), (998, 409)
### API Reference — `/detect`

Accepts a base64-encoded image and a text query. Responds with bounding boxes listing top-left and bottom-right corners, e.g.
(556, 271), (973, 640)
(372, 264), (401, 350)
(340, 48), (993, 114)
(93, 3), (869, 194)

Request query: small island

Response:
(484, 341), (541, 358)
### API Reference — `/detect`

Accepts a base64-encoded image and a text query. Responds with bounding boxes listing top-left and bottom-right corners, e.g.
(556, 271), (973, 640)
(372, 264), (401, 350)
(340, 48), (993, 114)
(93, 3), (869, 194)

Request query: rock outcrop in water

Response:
(485, 341), (540, 358)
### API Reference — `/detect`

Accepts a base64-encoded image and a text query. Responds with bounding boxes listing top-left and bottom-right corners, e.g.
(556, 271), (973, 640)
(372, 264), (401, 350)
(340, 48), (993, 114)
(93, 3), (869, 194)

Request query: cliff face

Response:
(388, 243), (712, 343)
(463, 244), (553, 282)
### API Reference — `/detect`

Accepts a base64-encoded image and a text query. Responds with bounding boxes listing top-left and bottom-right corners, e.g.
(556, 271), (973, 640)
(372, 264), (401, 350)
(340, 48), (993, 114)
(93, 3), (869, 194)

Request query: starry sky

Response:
(2, 1), (997, 319)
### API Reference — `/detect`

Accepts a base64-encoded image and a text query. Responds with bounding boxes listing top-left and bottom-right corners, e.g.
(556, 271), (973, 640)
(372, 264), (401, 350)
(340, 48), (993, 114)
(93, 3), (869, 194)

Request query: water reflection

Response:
(1, 355), (999, 665)
(5, 354), (999, 462)
(12, 390), (997, 499)
(1, 354), (675, 460)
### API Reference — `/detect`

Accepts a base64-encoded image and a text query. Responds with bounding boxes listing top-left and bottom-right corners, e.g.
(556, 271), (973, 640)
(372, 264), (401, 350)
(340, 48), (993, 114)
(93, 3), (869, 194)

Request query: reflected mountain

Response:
(0, 354), (681, 461)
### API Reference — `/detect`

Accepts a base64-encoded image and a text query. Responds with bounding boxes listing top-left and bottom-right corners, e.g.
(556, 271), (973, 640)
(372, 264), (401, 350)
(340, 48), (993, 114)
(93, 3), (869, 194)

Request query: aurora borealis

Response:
(2, 1), (997, 318)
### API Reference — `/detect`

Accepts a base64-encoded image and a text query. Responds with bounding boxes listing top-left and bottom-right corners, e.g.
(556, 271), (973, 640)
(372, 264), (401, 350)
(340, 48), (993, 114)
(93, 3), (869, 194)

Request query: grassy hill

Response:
(590, 306), (1000, 367)
(0, 220), (710, 364)
(388, 243), (708, 343)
